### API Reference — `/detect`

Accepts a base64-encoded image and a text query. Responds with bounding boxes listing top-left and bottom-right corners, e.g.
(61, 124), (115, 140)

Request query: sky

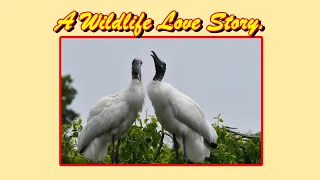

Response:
(62, 38), (261, 138)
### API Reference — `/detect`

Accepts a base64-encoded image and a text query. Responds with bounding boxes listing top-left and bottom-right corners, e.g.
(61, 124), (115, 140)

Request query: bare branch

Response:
(226, 126), (238, 129)
(154, 133), (165, 161)
(226, 129), (258, 139)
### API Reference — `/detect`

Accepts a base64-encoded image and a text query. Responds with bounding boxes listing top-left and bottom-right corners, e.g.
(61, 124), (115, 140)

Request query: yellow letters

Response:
(53, 11), (78, 33)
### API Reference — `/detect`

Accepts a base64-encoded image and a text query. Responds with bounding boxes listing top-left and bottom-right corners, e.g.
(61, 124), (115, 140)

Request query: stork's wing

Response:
(77, 93), (129, 152)
(167, 92), (216, 143)
(86, 94), (118, 122)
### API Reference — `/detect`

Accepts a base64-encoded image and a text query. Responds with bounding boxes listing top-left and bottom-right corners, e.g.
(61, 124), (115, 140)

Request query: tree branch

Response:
(154, 133), (165, 161)
(225, 129), (258, 139)
(226, 126), (238, 129)
(145, 108), (148, 120)
(157, 130), (173, 141)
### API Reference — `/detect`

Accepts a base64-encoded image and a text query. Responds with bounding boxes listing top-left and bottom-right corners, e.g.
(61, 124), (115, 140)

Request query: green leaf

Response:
(72, 132), (78, 137)
(144, 118), (149, 124)
(142, 143), (148, 153)
(151, 117), (158, 124)
(146, 137), (152, 143)
(138, 118), (143, 128)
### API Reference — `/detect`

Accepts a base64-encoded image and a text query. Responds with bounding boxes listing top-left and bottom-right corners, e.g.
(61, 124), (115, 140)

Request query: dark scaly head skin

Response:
(150, 51), (166, 81)
(132, 59), (143, 81)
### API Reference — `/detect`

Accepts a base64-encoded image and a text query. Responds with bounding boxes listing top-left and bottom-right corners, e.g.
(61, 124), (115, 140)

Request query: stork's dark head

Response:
(132, 59), (143, 81)
(151, 51), (166, 81)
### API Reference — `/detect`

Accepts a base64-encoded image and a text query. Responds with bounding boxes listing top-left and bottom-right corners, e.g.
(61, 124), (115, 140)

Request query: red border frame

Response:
(59, 36), (263, 166)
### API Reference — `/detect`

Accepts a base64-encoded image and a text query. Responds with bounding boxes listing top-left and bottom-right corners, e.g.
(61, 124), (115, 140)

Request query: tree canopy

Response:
(62, 75), (79, 124)
(62, 115), (261, 164)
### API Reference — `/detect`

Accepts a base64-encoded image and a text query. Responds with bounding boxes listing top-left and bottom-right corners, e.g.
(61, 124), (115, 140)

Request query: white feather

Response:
(77, 79), (145, 161)
(147, 81), (218, 163)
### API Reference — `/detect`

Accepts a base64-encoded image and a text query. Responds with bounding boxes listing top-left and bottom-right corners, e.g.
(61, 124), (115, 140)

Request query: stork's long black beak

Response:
(151, 51), (162, 66)
(150, 51), (166, 81)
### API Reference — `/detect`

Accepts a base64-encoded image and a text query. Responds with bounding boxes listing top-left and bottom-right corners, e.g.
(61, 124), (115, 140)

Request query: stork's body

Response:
(77, 59), (145, 163)
(147, 51), (218, 163)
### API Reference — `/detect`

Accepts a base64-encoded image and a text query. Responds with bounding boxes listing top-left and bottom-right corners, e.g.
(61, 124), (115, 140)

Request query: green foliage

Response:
(62, 119), (89, 164)
(62, 75), (79, 124)
(61, 114), (261, 164)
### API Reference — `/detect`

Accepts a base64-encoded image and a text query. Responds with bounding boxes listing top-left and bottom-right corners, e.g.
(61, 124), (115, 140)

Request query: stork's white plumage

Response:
(147, 51), (218, 163)
(77, 59), (145, 163)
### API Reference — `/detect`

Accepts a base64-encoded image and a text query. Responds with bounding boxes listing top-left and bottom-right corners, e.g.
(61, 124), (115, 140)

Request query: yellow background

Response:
(1, 0), (319, 179)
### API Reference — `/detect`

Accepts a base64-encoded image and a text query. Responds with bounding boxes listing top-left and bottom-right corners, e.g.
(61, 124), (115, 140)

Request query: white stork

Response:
(147, 51), (218, 163)
(77, 59), (145, 163)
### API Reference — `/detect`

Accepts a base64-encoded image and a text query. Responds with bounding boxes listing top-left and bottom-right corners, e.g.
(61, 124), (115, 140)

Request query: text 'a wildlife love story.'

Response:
(53, 10), (265, 38)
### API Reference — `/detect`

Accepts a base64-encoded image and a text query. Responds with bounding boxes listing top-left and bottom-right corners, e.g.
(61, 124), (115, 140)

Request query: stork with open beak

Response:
(147, 51), (218, 163)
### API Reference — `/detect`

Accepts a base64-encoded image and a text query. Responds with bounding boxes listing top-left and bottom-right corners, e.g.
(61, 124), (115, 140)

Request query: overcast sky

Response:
(62, 38), (261, 135)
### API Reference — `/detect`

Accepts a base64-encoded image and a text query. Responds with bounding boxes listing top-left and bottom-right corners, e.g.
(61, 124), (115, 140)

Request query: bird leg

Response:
(115, 139), (121, 164)
(182, 135), (188, 164)
(172, 134), (179, 164)
(154, 133), (165, 161)
(111, 134), (115, 164)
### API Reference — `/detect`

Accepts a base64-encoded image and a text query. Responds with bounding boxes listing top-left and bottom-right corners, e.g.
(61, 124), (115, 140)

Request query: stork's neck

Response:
(130, 79), (142, 85)
(126, 79), (145, 111)
(132, 70), (140, 80)
(153, 72), (164, 81)
(128, 79), (144, 96)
